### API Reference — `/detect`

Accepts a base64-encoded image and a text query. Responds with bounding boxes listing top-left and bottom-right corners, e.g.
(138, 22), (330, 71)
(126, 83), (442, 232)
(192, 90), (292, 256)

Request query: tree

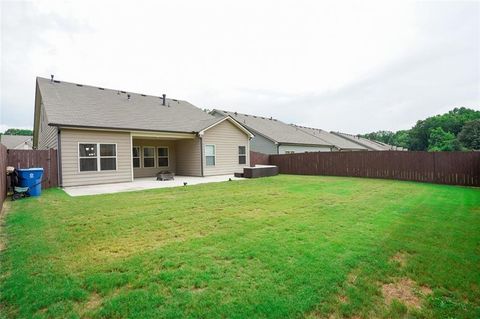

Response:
(428, 127), (461, 151)
(357, 107), (479, 151)
(360, 131), (395, 144)
(2, 128), (33, 136)
(391, 130), (410, 148)
(408, 107), (480, 151)
(458, 119), (480, 150)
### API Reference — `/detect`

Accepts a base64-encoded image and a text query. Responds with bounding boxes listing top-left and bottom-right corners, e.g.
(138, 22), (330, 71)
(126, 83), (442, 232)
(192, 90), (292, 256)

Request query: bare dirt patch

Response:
(419, 285), (433, 296)
(347, 270), (359, 285)
(381, 278), (431, 309)
(84, 292), (102, 310)
(390, 251), (408, 268)
(0, 202), (11, 252)
(338, 295), (349, 304)
(74, 292), (102, 315)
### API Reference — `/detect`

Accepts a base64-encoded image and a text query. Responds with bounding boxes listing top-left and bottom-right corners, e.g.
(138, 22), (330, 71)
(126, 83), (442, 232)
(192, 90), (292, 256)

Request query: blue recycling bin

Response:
(17, 168), (44, 196)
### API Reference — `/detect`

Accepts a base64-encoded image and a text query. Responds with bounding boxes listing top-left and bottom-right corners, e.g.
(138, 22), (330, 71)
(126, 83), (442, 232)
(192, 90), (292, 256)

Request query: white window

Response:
(205, 145), (215, 166)
(238, 146), (246, 164)
(79, 144), (97, 171)
(132, 146), (140, 168)
(143, 146), (155, 168)
(157, 147), (169, 167)
(100, 144), (117, 170)
(285, 151), (295, 154)
(79, 143), (117, 172)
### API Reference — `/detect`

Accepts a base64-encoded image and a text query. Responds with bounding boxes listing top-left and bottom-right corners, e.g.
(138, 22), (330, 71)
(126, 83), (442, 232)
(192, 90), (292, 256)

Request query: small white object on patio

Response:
(63, 175), (244, 196)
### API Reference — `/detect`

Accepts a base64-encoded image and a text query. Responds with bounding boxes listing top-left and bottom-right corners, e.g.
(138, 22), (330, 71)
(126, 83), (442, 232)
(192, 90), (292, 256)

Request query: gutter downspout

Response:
(57, 128), (63, 187)
(199, 135), (204, 177)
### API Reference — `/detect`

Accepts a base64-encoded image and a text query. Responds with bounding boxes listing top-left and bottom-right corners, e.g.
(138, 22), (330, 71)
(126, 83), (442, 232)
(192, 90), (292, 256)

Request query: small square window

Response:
(157, 147), (169, 167)
(132, 146), (140, 168)
(143, 147), (155, 168)
(79, 144), (97, 157)
(80, 158), (97, 171)
(205, 145), (215, 166)
(100, 158), (116, 171)
(238, 146), (246, 164)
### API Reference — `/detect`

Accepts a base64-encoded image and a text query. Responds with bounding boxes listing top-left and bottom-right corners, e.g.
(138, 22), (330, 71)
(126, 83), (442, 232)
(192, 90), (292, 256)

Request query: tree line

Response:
(361, 107), (480, 151)
(0, 128), (33, 136)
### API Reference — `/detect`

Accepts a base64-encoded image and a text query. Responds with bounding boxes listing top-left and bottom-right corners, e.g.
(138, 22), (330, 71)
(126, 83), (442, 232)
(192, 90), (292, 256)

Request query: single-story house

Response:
(33, 77), (253, 187)
(290, 125), (367, 151)
(210, 109), (335, 154)
(330, 132), (405, 151)
(0, 135), (33, 149)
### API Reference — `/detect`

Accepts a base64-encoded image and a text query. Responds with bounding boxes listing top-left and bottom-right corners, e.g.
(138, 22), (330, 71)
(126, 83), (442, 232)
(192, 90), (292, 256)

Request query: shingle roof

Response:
(37, 77), (220, 133)
(331, 132), (394, 151)
(0, 135), (33, 149)
(212, 109), (333, 146)
(291, 125), (367, 151)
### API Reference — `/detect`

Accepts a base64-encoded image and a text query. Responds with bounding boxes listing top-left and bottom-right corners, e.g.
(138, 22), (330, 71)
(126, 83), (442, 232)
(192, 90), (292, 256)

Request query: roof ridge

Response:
(213, 108), (281, 122)
(36, 76), (184, 102)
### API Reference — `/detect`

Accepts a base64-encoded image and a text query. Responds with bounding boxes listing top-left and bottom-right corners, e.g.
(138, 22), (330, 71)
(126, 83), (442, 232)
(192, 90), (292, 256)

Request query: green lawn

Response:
(1, 175), (479, 318)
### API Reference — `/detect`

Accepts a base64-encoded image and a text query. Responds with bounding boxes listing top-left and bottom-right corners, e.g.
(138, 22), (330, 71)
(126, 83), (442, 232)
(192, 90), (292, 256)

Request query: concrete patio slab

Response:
(63, 174), (244, 196)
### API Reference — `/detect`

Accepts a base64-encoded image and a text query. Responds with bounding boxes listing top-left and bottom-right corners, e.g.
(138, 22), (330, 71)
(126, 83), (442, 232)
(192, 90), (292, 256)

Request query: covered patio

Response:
(131, 131), (200, 179)
(63, 174), (244, 196)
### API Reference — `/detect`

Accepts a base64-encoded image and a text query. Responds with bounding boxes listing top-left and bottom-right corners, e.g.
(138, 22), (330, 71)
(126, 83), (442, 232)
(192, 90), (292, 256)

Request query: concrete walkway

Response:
(63, 175), (245, 196)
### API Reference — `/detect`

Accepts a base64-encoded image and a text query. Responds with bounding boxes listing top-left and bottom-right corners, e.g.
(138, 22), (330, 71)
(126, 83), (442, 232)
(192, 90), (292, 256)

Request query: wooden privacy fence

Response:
(250, 151), (270, 166)
(0, 144), (7, 205)
(7, 149), (58, 189)
(268, 151), (480, 187)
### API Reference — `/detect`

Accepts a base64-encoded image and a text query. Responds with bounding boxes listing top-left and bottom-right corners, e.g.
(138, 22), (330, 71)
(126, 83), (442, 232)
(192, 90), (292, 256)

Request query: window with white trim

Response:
(157, 147), (169, 167)
(205, 145), (215, 166)
(79, 143), (117, 172)
(100, 144), (117, 170)
(238, 146), (246, 164)
(143, 146), (155, 168)
(132, 146), (140, 168)
(79, 144), (97, 171)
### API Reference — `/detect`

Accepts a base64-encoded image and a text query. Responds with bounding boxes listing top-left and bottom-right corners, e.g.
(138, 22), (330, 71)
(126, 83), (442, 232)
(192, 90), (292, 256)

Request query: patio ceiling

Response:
(131, 131), (196, 140)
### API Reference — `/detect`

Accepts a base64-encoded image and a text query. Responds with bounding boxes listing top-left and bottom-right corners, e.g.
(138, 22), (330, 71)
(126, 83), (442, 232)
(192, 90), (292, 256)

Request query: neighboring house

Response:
(0, 135), (33, 149)
(330, 132), (405, 151)
(291, 125), (367, 151)
(210, 109), (335, 154)
(33, 77), (253, 187)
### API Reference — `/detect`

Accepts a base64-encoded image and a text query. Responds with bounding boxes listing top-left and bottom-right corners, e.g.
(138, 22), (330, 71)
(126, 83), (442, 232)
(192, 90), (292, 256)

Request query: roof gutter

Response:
(49, 123), (199, 136)
(199, 135), (204, 177)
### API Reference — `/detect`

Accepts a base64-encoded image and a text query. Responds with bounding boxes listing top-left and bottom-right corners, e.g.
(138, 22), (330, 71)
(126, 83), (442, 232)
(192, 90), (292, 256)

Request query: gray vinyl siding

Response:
(250, 133), (277, 154)
(37, 103), (58, 150)
(132, 139), (177, 178)
(175, 138), (202, 176)
(60, 129), (132, 186)
(202, 120), (250, 176)
(278, 144), (332, 154)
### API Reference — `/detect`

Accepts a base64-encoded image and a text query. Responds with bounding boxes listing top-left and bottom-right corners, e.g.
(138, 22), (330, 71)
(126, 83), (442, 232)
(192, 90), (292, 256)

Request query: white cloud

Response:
(0, 0), (478, 133)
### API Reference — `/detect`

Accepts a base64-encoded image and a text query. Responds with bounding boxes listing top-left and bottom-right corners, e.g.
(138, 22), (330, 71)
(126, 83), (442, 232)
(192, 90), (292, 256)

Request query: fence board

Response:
(0, 144), (7, 205)
(7, 149), (58, 189)
(269, 151), (480, 187)
(250, 151), (270, 166)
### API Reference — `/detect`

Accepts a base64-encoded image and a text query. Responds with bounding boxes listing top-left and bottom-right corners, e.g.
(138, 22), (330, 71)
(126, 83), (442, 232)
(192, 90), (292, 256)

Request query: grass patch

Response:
(0, 175), (479, 318)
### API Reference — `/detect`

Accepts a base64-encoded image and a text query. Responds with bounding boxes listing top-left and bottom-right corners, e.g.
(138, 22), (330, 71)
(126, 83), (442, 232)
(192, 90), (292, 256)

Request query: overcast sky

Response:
(1, 0), (479, 134)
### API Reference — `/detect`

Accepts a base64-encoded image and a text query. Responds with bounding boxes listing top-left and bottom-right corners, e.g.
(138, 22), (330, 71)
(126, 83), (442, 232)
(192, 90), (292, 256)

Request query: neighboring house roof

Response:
(199, 116), (254, 138)
(331, 132), (396, 151)
(0, 135), (33, 149)
(374, 140), (407, 151)
(291, 125), (367, 151)
(211, 109), (333, 147)
(36, 77), (222, 134)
